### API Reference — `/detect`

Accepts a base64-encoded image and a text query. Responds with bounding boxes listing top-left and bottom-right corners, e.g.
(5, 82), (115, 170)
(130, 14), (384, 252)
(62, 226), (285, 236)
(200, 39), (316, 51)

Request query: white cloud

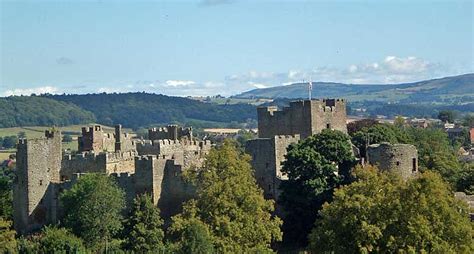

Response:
(3, 86), (59, 96)
(164, 80), (196, 87)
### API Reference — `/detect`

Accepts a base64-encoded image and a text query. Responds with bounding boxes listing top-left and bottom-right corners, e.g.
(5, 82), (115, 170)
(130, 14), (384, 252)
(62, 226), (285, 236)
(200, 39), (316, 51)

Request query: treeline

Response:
(0, 93), (257, 129)
(45, 93), (257, 129)
(0, 96), (96, 128)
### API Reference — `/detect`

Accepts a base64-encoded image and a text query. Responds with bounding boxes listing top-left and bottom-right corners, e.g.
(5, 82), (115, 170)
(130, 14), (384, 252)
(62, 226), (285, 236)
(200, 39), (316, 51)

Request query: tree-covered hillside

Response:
(44, 93), (256, 129)
(0, 96), (96, 128)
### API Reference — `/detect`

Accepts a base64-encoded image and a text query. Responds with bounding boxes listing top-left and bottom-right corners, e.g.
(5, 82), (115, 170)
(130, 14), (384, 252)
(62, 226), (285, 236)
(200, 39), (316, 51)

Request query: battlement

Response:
(275, 134), (300, 139)
(149, 125), (193, 141)
(257, 98), (347, 139)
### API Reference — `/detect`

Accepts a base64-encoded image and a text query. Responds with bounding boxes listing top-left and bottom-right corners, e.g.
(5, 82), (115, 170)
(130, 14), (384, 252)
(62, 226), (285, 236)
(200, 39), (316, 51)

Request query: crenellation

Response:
(14, 124), (211, 234)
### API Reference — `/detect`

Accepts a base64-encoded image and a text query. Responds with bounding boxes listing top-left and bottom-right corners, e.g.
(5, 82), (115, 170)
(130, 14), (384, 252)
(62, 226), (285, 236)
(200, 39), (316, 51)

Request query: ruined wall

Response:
(61, 151), (136, 180)
(13, 130), (62, 234)
(246, 135), (300, 200)
(367, 143), (418, 180)
(158, 160), (195, 220)
(149, 125), (193, 141)
(136, 139), (211, 169)
(79, 125), (135, 153)
(257, 99), (347, 139)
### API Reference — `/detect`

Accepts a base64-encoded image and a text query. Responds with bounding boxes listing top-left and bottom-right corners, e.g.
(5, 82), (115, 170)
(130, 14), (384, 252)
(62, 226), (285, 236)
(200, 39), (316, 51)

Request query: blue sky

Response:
(1, 0), (473, 96)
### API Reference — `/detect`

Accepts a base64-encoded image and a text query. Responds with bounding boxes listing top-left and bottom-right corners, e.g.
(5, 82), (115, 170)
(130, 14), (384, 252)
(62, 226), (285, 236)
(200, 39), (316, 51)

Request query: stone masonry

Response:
(367, 143), (418, 180)
(13, 124), (211, 234)
(257, 99), (347, 139)
(13, 130), (62, 234)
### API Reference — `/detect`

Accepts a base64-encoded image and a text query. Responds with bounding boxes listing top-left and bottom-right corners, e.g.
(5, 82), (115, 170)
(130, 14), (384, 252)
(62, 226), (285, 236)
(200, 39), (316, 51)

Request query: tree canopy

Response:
(279, 129), (356, 247)
(309, 166), (473, 253)
(60, 173), (125, 250)
(122, 194), (165, 252)
(170, 140), (282, 253)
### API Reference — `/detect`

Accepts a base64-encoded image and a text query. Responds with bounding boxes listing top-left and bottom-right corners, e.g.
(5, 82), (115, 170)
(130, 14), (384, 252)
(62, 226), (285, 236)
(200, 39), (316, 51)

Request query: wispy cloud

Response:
(225, 56), (450, 91)
(4, 56), (466, 97)
(3, 86), (60, 96)
(56, 57), (74, 65)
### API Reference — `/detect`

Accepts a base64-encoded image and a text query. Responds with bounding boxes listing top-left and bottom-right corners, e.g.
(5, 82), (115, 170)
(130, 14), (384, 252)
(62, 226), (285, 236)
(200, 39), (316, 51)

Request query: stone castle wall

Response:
(60, 151), (136, 180)
(13, 130), (62, 234)
(246, 135), (300, 199)
(79, 125), (135, 153)
(149, 125), (192, 141)
(367, 143), (418, 180)
(257, 99), (347, 139)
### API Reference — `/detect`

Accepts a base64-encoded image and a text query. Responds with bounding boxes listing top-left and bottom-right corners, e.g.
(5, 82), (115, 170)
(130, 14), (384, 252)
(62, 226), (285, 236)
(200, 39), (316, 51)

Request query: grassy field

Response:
(0, 124), (135, 161)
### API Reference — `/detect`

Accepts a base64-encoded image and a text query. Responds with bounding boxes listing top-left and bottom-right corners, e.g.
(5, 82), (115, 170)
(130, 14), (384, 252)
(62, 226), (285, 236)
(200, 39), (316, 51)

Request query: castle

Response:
(13, 98), (418, 234)
(246, 99), (418, 200)
(13, 124), (211, 234)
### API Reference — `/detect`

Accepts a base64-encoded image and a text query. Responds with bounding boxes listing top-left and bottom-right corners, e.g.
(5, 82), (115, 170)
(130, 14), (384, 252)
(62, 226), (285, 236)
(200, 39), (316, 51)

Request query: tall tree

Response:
(279, 129), (356, 248)
(309, 166), (473, 253)
(168, 205), (215, 254)
(170, 140), (282, 253)
(406, 127), (462, 186)
(60, 173), (125, 250)
(122, 194), (165, 252)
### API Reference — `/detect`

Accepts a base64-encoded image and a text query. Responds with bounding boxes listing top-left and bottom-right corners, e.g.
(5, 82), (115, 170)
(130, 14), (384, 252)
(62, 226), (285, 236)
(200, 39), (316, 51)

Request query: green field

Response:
(0, 124), (135, 161)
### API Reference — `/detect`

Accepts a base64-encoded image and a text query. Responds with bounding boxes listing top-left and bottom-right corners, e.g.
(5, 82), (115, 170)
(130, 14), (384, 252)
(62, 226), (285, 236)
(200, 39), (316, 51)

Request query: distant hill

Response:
(234, 74), (474, 103)
(0, 96), (96, 128)
(43, 93), (256, 129)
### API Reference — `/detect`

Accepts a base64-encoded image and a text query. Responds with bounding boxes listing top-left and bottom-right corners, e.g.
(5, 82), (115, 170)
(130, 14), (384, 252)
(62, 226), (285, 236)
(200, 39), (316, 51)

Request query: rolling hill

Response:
(234, 73), (474, 103)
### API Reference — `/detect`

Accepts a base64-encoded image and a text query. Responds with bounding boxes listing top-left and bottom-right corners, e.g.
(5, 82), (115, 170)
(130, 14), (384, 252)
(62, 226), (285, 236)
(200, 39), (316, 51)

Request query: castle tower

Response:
(367, 143), (418, 180)
(257, 99), (347, 139)
(13, 129), (62, 234)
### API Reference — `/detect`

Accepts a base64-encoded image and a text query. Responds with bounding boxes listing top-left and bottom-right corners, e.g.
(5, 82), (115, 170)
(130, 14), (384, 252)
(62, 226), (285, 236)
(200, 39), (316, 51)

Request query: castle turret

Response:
(367, 143), (418, 180)
(13, 129), (62, 234)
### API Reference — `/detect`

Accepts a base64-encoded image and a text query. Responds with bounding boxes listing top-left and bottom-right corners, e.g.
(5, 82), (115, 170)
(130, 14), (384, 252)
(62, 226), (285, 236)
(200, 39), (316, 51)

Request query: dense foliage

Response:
(122, 194), (165, 252)
(309, 166), (473, 253)
(0, 96), (96, 128)
(0, 218), (17, 253)
(36, 227), (86, 253)
(60, 173), (125, 250)
(170, 140), (282, 253)
(279, 129), (356, 247)
(46, 93), (257, 129)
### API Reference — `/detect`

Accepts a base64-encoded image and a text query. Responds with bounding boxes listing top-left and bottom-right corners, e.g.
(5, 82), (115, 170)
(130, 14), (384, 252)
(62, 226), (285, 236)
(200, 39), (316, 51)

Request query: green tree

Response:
(279, 129), (356, 247)
(406, 127), (462, 186)
(1, 136), (18, 149)
(351, 124), (411, 157)
(170, 140), (282, 253)
(122, 194), (165, 252)
(60, 173), (125, 250)
(462, 114), (474, 127)
(0, 176), (13, 220)
(438, 110), (457, 123)
(168, 209), (214, 254)
(37, 227), (86, 253)
(309, 166), (473, 253)
(0, 218), (16, 253)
